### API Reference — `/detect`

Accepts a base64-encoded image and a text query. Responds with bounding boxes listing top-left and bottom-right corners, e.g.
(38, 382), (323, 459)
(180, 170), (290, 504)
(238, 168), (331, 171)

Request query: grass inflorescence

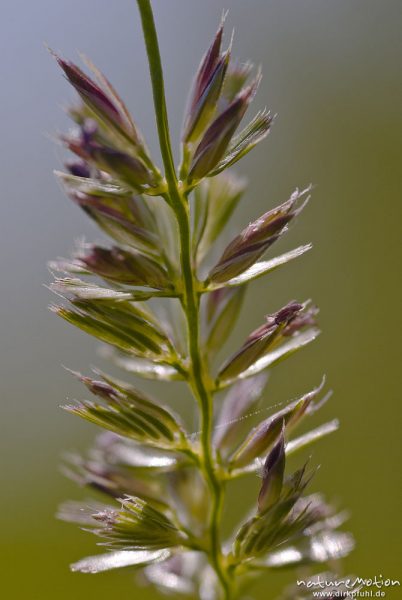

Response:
(50, 2), (352, 598)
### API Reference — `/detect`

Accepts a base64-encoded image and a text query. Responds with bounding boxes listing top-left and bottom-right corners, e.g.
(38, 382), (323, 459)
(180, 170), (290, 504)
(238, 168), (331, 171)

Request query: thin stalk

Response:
(136, 1), (232, 597)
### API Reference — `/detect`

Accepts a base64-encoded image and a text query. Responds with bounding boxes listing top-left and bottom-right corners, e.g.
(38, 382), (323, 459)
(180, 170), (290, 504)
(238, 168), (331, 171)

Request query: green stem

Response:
(136, 1), (232, 598)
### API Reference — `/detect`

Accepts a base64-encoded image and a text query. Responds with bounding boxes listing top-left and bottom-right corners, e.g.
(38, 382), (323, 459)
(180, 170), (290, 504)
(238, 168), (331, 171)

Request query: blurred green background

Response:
(1, 0), (401, 598)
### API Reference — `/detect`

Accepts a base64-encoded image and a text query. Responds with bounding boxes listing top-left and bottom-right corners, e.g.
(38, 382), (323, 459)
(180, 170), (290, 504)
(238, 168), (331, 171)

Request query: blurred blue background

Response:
(1, 0), (401, 598)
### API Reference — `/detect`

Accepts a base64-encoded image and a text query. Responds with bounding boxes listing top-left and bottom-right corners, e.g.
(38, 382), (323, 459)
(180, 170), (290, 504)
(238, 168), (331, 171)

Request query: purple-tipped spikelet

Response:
(49, 3), (352, 599)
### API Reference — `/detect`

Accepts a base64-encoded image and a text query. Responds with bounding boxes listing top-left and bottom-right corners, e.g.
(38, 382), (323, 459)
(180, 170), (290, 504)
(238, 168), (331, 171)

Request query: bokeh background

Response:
(1, 0), (401, 598)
